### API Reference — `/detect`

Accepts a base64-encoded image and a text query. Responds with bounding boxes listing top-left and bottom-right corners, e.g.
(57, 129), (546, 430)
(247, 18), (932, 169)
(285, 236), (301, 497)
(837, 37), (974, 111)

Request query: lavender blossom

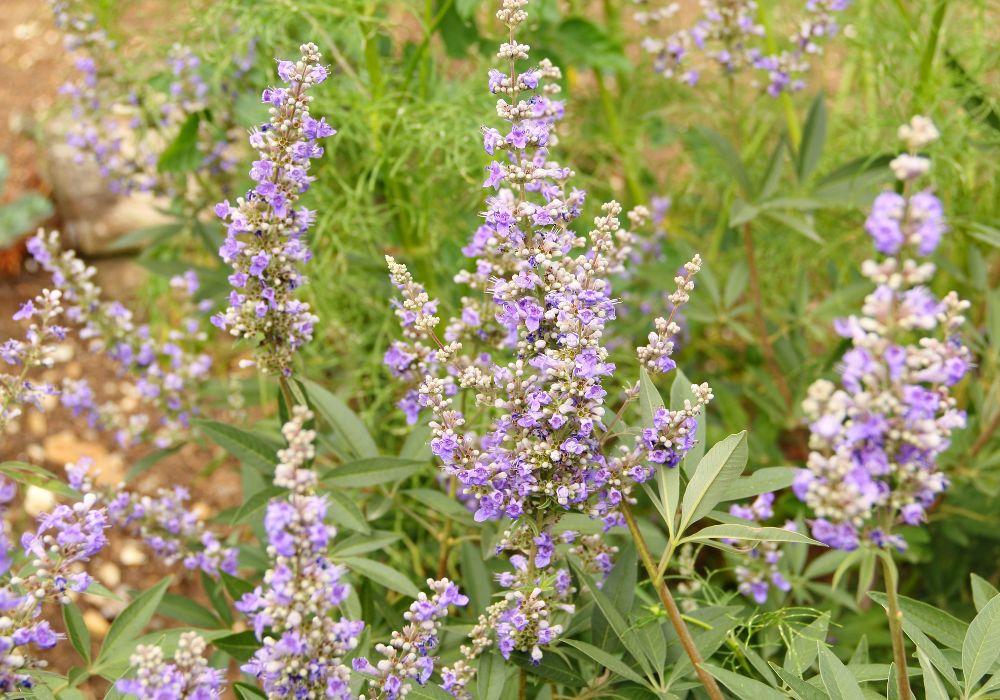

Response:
(236, 406), (363, 698)
(212, 44), (334, 376)
(66, 458), (238, 577)
(28, 231), (212, 448)
(116, 631), (223, 699)
(794, 117), (971, 551)
(635, 0), (851, 95)
(1, 289), (66, 431)
(354, 579), (469, 700)
(0, 493), (109, 692)
(725, 493), (793, 603)
(386, 0), (711, 684)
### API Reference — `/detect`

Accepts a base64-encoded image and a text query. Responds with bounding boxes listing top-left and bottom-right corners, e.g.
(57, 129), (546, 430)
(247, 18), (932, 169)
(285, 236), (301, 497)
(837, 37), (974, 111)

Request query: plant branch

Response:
(879, 552), (912, 700)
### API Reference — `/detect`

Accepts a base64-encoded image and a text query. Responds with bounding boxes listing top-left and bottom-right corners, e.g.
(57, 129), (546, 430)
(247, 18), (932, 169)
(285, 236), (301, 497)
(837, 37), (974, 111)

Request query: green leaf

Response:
(194, 420), (279, 472)
(592, 543), (637, 654)
(340, 556), (420, 597)
(812, 154), (892, 207)
(323, 457), (423, 488)
(770, 663), (829, 700)
(916, 649), (949, 700)
(404, 488), (474, 520)
(784, 613), (830, 675)
(454, 0), (484, 19)
(0, 461), (79, 499)
(701, 663), (787, 700)
(695, 126), (752, 195)
(331, 531), (402, 557)
(816, 645), (863, 700)
(563, 639), (647, 686)
(0, 193), (53, 246)
(550, 17), (628, 71)
(723, 467), (797, 501)
(679, 432), (749, 532)
(200, 571), (233, 627)
(231, 485), (285, 525)
(214, 630), (260, 662)
(62, 603), (91, 665)
(477, 651), (514, 700)
(971, 573), (1000, 612)
(962, 590), (1000, 689)
(797, 93), (827, 181)
(510, 651), (585, 687)
(681, 523), (820, 547)
(221, 572), (255, 601)
(669, 368), (706, 475)
(460, 541), (492, 614)
(760, 210), (823, 244)
(156, 593), (221, 628)
(125, 445), (181, 483)
(233, 681), (267, 699)
(327, 490), (373, 534)
(97, 577), (172, 665)
(301, 379), (378, 458)
(157, 112), (202, 173)
(408, 684), (455, 700)
(868, 592), (967, 650)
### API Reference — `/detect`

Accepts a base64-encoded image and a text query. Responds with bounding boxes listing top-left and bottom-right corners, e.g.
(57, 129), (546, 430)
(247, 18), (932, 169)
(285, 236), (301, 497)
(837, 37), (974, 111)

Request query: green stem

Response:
(621, 502), (724, 700)
(757, 0), (801, 147)
(880, 552), (912, 700)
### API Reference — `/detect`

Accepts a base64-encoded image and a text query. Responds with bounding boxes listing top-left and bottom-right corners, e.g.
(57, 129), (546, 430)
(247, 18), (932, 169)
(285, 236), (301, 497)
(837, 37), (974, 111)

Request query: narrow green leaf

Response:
(695, 126), (752, 195)
(157, 112), (202, 173)
(341, 556), (420, 597)
(214, 630), (260, 663)
(404, 488), (474, 520)
(681, 523), (820, 547)
(157, 593), (221, 628)
(301, 379), (378, 458)
(769, 663), (829, 700)
(327, 491), (373, 534)
(962, 591), (1000, 688)
(97, 577), (172, 664)
(723, 467), (797, 501)
(563, 639), (647, 686)
(460, 542), (492, 614)
(510, 651), (586, 687)
(679, 432), (748, 532)
(323, 457), (423, 487)
(231, 485), (285, 525)
(194, 420), (278, 472)
(971, 573), (1000, 612)
(477, 651), (513, 700)
(0, 461), (79, 499)
(701, 663), (788, 700)
(816, 645), (864, 700)
(591, 543), (637, 654)
(916, 649), (948, 700)
(797, 93), (827, 181)
(62, 603), (91, 665)
(125, 446), (182, 483)
(233, 681), (267, 699)
(784, 613), (830, 675)
(868, 592), (967, 650)
(331, 531), (402, 557)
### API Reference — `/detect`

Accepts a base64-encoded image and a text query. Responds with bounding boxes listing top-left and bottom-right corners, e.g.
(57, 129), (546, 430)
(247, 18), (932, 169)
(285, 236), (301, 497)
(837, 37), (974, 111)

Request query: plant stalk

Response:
(880, 553), (912, 700)
(621, 501), (724, 700)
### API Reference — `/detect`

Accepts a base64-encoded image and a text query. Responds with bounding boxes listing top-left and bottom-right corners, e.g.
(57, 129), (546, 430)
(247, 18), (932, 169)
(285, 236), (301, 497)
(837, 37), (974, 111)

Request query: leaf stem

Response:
(620, 501), (724, 700)
(879, 552), (912, 700)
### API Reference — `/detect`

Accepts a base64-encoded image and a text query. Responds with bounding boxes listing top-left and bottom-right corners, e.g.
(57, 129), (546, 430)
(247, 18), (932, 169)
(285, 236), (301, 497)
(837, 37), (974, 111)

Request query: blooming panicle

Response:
(28, 231), (212, 448)
(794, 116), (971, 551)
(237, 406), (363, 698)
(637, 254), (703, 375)
(116, 632), (223, 699)
(212, 43), (334, 376)
(1, 288), (66, 430)
(355, 579), (469, 700)
(386, 0), (711, 682)
(635, 0), (850, 95)
(0, 492), (109, 692)
(725, 493), (793, 604)
(65, 458), (238, 577)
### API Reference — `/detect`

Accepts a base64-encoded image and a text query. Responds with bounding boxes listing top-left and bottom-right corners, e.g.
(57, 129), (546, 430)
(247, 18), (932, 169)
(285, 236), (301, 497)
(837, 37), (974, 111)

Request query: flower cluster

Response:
(66, 458), (238, 577)
(236, 406), (363, 698)
(212, 44), (334, 375)
(1, 289), (66, 431)
(116, 631), (223, 699)
(28, 231), (212, 447)
(635, 0), (851, 95)
(354, 579), (469, 700)
(0, 493), (109, 692)
(794, 116), (971, 551)
(726, 493), (793, 603)
(386, 0), (711, 679)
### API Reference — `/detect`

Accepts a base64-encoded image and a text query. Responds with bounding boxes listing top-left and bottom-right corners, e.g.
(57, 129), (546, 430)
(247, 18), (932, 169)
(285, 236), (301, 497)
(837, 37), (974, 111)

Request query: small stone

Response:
(83, 609), (110, 638)
(96, 562), (121, 588)
(42, 431), (125, 484)
(119, 542), (147, 566)
(24, 485), (56, 517)
(26, 411), (46, 437)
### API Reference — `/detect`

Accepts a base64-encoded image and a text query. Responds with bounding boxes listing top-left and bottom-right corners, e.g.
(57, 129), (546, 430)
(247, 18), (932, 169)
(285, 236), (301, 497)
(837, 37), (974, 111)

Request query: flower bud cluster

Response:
(236, 406), (363, 698)
(212, 44), (334, 375)
(115, 631), (223, 699)
(28, 231), (212, 447)
(794, 117), (971, 551)
(354, 579), (469, 700)
(1, 289), (66, 430)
